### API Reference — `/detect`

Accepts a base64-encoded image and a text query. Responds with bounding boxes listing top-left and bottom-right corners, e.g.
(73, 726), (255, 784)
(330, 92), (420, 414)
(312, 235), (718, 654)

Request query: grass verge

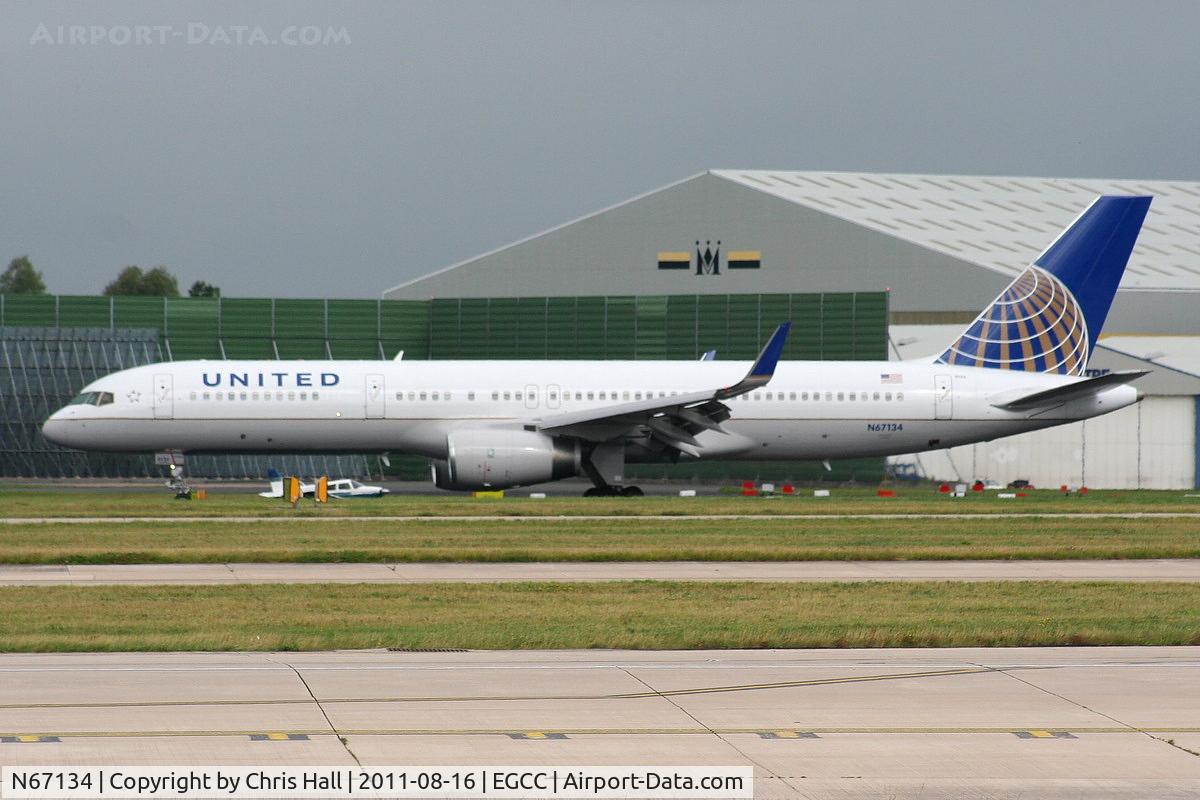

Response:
(2, 488), (1199, 519)
(1, 517), (1197, 564)
(0, 581), (1196, 651)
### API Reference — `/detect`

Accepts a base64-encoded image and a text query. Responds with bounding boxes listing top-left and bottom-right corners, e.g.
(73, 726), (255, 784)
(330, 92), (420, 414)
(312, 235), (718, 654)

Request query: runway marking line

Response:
(758, 731), (819, 739)
(507, 732), (567, 740)
(3, 727), (1196, 739)
(1015, 730), (1077, 739)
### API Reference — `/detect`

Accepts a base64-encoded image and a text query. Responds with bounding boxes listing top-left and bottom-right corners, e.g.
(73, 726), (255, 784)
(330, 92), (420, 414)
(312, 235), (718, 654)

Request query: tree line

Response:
(0, 256), (220, 298)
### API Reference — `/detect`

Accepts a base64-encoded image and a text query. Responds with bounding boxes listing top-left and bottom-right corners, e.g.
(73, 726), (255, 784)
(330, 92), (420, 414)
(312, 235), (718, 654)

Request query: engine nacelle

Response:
(431, 429), (581, 491)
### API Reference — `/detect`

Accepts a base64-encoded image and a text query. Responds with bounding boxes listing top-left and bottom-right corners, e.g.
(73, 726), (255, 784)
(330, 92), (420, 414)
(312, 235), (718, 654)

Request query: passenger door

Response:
(153, 374), (173, 419)
(365, 374), (385, 419)
(934, 374), (953, 420)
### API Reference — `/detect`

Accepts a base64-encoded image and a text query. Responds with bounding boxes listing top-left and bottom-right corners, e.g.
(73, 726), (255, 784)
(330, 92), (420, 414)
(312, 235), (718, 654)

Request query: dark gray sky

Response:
(3, 0), (1198, 298)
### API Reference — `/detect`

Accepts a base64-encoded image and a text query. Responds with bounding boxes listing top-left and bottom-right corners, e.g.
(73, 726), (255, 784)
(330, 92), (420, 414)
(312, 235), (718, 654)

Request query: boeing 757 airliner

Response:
(43, 196), (1151, 495)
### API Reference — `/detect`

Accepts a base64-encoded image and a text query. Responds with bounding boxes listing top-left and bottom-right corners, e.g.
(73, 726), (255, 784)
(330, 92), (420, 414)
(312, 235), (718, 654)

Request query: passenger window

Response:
(849, 392), (856, 401)
(502, 392), (510, 401)
(515, 392), (522, 401)
(395, 392), (402, 401)
(432, 392), (440, 401)
(312, 392), (319, 401)
(634, 392), (642, 400)
(445, 392), (451, 400)
(189, 392), (197, 401)
(753, 392), (761, 401)
(837, 392), (844, 401)
(203, 392), (210, 400)
(252, 392), (259, 401)
(240, 391), (248, 401)
(885, 392), (892, 401)
(469, 392), (476, 401)
(766, 392), (773, 400)
(897, 392), (904, 401)
(299, 392), (307, 401)
(287, 392), (295, 401)
(789, 392), (796, 400)
(421, 392), (428, 401)
(491, 391), (499, 400)
(873, 392), (880, 401)
(276, 392), (284, 401)
(587, 391), (594, 400)
(575, 392), (582, 400)
(215, 392), (223, 401)
(599, 392), (606, 400)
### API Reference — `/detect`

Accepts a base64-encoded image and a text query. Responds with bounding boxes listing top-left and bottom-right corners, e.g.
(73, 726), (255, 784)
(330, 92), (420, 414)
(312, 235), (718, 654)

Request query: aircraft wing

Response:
(530, 324), (789, 453)
(989, 370), (1148, 411)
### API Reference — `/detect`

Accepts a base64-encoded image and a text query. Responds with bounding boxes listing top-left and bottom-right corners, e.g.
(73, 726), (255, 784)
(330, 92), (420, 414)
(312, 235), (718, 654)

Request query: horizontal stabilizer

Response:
(990, 370), (1147, 411)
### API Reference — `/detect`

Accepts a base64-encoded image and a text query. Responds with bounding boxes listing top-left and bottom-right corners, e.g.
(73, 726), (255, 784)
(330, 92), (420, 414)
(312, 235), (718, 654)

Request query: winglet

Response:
(717, 323), (790, 399)
(750, 323), (790, 377)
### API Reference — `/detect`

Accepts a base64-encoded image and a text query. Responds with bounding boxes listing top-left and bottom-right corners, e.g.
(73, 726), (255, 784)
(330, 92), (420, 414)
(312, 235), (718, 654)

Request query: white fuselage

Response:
(42, 358), (1137, 462)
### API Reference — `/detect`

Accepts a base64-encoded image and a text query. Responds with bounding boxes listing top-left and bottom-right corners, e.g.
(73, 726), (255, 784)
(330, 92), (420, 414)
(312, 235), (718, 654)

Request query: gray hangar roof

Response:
(384, 171), (1200, 333)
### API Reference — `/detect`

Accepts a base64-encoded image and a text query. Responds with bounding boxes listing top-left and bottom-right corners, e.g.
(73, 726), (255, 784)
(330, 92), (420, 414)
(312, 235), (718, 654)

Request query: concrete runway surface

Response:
(0, 648), (1198, 798)
(2, 559), (1199, 585)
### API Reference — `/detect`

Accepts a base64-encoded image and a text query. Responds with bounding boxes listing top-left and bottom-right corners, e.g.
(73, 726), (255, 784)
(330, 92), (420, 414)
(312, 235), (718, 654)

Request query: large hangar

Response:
(387, 171), (1200, 489)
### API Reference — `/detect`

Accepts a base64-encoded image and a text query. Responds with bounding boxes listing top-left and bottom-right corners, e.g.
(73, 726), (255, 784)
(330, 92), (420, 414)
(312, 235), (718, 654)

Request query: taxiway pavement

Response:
(2, 559), (1199, 585)
(0, 648), (1197, 798)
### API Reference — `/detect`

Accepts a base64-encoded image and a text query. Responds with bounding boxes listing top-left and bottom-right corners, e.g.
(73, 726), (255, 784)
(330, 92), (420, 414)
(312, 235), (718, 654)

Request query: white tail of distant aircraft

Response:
(44, 196), (1152, 495)
(257, 469), (315, 498)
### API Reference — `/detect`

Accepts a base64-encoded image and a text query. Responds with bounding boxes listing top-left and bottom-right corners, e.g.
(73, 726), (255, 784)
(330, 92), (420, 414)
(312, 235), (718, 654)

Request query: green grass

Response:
(1, 487), (1198, 518)
(2, 516), (1199, 564)
(0, 581), (1196, 651)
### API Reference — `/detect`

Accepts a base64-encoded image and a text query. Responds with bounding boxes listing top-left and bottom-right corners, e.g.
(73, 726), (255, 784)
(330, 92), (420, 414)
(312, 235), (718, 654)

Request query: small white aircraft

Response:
(44, 196), (1154, 496)
(326, 478), (390, 498)
(258, 469), (314, 498)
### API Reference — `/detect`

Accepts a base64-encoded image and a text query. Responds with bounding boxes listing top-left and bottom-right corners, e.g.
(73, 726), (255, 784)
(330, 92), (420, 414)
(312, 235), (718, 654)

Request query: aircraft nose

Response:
(41, 411), (75, 448)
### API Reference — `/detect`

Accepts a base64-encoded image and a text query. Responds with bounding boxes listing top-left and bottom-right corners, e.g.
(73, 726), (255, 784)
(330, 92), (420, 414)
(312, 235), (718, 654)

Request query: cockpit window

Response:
(68, 391), (114, 407)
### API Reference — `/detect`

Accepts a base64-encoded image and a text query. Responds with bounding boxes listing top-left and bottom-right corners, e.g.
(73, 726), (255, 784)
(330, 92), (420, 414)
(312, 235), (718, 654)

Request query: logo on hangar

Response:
(657, 241), (761, 275)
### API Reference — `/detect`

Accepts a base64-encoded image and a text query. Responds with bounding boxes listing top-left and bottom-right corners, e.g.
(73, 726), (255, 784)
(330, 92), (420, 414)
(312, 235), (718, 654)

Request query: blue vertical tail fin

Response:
(936, 195), (1151, 374)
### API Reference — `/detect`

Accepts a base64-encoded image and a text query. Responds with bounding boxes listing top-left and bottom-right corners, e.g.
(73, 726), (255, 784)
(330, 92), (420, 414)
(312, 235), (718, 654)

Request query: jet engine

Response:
(431, 429), (581, 491)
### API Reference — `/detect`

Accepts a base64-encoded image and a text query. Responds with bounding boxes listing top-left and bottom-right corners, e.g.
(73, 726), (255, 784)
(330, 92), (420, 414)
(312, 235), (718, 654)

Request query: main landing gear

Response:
(580, 453), (643, 497)
(583, 485), (644, 497)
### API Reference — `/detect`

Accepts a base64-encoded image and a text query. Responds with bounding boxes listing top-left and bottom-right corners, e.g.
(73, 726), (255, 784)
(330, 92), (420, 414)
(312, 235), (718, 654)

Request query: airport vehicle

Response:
(43, 196), (1151, 496)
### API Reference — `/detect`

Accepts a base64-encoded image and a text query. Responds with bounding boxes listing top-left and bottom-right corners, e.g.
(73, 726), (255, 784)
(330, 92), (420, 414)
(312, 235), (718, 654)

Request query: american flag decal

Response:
(880, 373), (902, 384)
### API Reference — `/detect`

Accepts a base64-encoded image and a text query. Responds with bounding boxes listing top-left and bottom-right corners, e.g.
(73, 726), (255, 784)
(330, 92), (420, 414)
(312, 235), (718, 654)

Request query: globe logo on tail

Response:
(937, 266), (1088, 375)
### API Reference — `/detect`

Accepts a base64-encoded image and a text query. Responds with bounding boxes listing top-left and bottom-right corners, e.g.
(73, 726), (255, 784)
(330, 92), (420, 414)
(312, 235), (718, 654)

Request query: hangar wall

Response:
(909, 397), (1197, 490)
(384, 173), (1005, 314)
